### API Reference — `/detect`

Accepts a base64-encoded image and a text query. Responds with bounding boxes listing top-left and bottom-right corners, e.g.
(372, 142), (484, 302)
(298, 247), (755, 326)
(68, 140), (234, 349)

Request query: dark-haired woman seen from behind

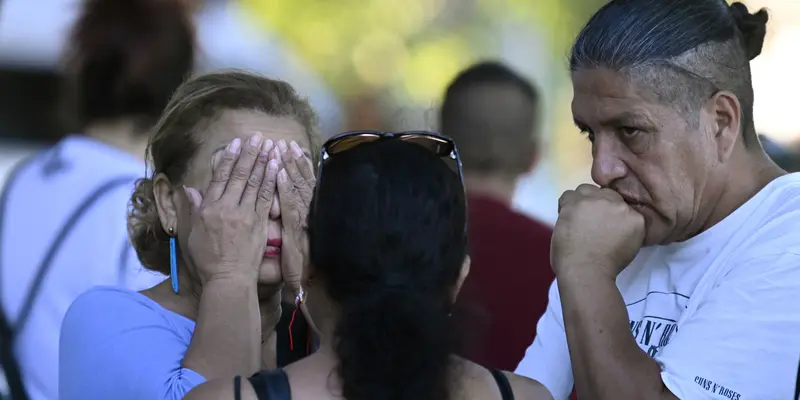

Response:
(0, 1), (193, 399)
(186, 133), (554, 400)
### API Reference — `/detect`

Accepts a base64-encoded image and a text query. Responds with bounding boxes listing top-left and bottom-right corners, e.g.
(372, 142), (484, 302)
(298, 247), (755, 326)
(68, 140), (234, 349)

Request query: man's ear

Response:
(706, 90), (742, 163)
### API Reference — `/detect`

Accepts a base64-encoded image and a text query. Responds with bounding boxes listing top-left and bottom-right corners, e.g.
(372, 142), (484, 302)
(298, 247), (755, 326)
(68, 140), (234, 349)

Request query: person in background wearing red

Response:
(440, 61), (554, 371)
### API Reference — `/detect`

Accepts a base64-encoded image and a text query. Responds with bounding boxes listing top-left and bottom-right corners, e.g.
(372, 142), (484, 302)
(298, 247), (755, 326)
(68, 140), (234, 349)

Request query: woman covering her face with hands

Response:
(58, 71), (319, 400)
(186, 133), (553, 400)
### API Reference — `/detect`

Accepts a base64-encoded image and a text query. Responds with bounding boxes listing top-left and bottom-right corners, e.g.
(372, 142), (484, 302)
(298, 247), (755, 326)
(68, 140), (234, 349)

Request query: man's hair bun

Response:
(729, 2), (769, 61)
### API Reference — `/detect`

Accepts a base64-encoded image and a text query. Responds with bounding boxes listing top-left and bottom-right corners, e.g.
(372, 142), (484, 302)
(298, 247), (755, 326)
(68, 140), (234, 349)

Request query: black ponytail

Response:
(309, 139), (467, 400)
(336, 285), (454, 400)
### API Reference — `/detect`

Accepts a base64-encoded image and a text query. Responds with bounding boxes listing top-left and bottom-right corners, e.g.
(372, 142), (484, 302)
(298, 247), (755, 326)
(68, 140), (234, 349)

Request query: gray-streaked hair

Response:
(570, 0), (768, 144)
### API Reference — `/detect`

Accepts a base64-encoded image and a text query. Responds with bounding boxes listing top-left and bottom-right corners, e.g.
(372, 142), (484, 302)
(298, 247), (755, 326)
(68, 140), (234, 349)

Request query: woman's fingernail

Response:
(262, 139), (273, 155)
(278, 169), (287, 182)
(228, 138), (241, 154)
(183, 185), (200, 207)
(278, 140), (288, 153)
(249, 133), (263, 147)
(268, 159), (278, 173)
(272, 195), (280, 214)
(289, 141), (303, 159)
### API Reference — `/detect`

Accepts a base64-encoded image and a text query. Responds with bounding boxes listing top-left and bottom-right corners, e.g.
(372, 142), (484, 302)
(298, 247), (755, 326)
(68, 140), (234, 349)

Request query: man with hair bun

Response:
(516, 1), (800, 399)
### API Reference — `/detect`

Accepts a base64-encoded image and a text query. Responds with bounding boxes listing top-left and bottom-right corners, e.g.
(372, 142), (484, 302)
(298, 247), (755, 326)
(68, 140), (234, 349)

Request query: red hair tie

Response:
(288, 290), (304, 351)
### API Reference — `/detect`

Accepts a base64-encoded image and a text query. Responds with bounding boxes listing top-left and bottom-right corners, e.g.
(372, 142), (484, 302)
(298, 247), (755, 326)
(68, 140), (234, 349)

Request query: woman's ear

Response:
(153, 173), (179, 233)
(451, 255), (471, 303)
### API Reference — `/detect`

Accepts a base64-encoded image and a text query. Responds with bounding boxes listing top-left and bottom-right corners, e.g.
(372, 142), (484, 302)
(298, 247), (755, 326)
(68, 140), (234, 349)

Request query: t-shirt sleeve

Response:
(515, 279), (573, 400)
(59, 288), (205, 400)
(655, 253), (800, 400)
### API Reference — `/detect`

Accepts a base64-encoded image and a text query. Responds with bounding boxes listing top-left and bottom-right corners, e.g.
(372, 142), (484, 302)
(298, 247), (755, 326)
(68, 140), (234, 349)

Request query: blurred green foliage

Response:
(240, 0), (605, 101)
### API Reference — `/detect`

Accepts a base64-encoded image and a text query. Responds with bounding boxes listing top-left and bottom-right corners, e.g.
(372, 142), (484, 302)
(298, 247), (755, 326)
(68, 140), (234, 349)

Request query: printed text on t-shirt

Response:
(694, 375), (742, 400)
(629, 316), (679, 357)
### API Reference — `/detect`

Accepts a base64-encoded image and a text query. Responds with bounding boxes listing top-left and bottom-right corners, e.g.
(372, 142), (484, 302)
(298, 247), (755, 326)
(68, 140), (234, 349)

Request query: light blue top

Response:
(59, 286), (205, 400)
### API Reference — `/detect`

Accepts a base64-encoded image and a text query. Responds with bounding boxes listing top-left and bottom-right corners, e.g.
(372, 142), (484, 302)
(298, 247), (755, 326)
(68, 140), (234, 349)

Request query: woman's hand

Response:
(275, 140), (315, 303)
(183, 134), (279, 284)
(181, 134), (277, 379)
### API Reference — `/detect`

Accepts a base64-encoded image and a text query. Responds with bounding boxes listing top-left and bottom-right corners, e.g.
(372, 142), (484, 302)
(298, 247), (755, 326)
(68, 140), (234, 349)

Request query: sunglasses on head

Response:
(318, 130), (464, 181)
(316, 130), (467, 232)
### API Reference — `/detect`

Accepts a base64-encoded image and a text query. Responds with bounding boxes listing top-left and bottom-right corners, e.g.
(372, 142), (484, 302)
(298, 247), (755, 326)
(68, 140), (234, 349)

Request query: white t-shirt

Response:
(0, 135), (164, 400)
(516, 173), (800, 400)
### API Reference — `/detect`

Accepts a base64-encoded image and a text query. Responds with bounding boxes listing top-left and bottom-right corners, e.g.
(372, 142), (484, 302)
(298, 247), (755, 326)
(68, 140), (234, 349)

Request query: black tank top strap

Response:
(243, 369), (291, 400)
(234, 375), (242, 400)
(489, 368), (515, 400)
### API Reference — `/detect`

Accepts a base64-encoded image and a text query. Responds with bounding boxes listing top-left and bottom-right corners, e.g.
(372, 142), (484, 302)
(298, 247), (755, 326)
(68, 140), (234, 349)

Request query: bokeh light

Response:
(238, 0), (595, 105)
(352, 31), (409, 87)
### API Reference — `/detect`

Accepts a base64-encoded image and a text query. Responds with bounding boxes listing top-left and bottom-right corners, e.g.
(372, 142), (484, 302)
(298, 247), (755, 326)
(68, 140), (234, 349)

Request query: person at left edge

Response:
(0, 1), (194, 399)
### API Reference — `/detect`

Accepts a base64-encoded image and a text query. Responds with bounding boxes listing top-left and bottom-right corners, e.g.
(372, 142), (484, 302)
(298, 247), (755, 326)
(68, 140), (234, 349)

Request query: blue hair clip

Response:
(169, 234), (179, 293)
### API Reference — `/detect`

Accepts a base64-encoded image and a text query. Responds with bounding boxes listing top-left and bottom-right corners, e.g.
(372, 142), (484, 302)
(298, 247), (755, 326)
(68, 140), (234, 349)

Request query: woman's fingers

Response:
(272, 145), (284, 171)
(281, 141), (315, 205)
(276, 169), (304, 230)
(255, 159), (280, 219)
(277, 169), (305, 297)
(287, 160), (314, 206)
(241, 139), (274, 206)
(289, 141), (315, 181)
(221, 133), (263, 204)
(206, 139), (241, 201)
(183, 186), (203, 210)
(282, 155), (303, 184)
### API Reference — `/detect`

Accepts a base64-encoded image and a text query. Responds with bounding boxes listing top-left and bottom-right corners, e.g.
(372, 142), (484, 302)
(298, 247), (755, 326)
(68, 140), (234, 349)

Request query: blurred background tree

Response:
(240, 0), (605, 104)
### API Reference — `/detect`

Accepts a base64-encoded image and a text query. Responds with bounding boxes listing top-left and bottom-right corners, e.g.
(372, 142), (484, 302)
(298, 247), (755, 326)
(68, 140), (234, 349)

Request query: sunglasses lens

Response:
(400, 135), (451, 156)
(325, 134), (381, 155)
(400, 135), (459, 174)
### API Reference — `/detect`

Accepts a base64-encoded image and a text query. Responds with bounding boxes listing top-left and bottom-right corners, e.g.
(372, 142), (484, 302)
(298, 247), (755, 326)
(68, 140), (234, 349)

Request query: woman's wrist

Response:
(260, 290), (283, 330)
(200, 274), (260, 309)
(184, 270), (262, 379)
(199, 268), (259, 288)
(260, 330), (278, 370)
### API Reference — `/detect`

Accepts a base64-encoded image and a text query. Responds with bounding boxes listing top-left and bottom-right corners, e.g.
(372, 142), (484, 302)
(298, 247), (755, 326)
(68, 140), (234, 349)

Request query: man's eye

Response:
(620, 127), (641, 138)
